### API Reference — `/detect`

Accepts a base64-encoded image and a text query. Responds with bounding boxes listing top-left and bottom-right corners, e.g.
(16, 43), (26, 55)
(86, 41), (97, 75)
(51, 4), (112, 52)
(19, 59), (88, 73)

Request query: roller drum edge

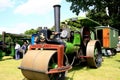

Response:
(19, 50), (57, 80)
(86, 40), (102, 68)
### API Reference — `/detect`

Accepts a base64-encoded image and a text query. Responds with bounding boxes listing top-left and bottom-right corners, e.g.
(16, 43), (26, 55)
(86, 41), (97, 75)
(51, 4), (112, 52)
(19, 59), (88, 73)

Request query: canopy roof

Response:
(61, 16), (101, 29)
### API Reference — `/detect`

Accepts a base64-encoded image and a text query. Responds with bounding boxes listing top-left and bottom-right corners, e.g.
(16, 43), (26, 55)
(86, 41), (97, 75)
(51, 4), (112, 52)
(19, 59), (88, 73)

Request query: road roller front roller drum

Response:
(19, 50), (63, 80)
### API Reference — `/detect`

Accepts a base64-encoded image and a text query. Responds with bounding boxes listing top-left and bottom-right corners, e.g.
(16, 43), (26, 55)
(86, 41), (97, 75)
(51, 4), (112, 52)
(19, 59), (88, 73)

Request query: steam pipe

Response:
(53, 5), (61, 38)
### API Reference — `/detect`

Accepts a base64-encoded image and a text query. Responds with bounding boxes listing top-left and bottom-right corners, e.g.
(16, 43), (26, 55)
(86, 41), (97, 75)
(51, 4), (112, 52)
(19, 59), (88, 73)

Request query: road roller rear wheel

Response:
(86, 40), (102, 68)
(80, 27), (91, 47)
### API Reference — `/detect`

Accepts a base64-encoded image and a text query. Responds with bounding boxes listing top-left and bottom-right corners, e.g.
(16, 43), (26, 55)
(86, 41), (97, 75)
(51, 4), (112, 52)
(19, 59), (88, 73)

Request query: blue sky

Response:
(0, 0), (86, 34)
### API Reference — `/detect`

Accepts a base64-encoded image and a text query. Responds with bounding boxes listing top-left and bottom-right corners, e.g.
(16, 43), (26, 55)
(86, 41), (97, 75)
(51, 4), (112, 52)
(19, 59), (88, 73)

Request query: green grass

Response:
(0, 57), (23, 80)
(66, 53), (120, 80)
(0, 53), (120, 80)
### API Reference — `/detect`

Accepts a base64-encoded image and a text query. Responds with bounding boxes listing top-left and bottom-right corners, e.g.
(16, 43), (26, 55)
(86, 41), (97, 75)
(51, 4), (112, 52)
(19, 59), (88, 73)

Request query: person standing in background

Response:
(21, 42), (27, 56)
(15, 42), (20, 60)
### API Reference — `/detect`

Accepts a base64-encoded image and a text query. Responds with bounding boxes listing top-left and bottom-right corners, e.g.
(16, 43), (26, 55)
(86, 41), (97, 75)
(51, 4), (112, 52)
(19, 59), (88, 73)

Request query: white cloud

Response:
(0, 0), (14, 11)
(14, 0), (62, 15)
(0, 23), (33, 34)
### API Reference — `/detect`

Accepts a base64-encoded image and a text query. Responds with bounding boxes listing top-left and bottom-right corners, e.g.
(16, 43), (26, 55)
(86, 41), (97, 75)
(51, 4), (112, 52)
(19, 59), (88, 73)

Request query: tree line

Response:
(66, 0), (120, 34)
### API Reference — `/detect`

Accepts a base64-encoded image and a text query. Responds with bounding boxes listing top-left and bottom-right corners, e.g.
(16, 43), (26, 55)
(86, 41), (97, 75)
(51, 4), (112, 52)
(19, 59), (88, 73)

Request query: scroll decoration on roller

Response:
(19, 5), (103, 80)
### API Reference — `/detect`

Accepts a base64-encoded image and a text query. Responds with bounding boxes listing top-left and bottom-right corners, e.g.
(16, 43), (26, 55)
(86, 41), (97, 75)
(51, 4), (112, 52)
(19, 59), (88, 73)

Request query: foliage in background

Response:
(24, 27), (42, 35)
(0, 34), (12, 43)
(86, 9), (109, 26)
(66, 0), (120, 34)
(24, 28), (37, 35)
(0, 34), (2, 41)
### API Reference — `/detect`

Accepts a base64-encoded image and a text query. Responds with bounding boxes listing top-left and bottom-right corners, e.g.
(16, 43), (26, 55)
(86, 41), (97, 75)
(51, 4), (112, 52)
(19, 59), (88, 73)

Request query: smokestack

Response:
(53, 5), (61, 37)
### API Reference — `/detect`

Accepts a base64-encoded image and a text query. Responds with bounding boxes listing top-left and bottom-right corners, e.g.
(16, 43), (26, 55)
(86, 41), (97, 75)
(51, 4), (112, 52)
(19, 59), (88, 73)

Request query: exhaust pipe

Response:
(53, 5), (61, 38)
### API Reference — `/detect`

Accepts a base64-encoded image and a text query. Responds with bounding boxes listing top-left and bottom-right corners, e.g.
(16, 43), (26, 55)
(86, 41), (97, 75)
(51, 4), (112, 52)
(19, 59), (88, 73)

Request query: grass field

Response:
(66, 53), (120, 80)
(0, 53), (120, 80)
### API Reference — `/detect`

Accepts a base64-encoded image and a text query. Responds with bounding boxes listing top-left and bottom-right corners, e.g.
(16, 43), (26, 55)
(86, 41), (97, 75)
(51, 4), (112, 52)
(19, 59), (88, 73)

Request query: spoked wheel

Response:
(86, 40), (102, 68)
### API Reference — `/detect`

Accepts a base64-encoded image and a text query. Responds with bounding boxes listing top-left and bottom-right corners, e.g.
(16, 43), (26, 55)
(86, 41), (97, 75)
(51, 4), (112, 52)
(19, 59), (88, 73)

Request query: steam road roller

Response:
(19, 5), (102, 80)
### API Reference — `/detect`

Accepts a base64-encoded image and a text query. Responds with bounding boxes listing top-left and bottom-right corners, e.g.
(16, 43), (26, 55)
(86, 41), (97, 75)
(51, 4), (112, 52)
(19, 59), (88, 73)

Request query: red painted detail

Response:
(29, 44), (64, 67)
(46, 66), (72, 74)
